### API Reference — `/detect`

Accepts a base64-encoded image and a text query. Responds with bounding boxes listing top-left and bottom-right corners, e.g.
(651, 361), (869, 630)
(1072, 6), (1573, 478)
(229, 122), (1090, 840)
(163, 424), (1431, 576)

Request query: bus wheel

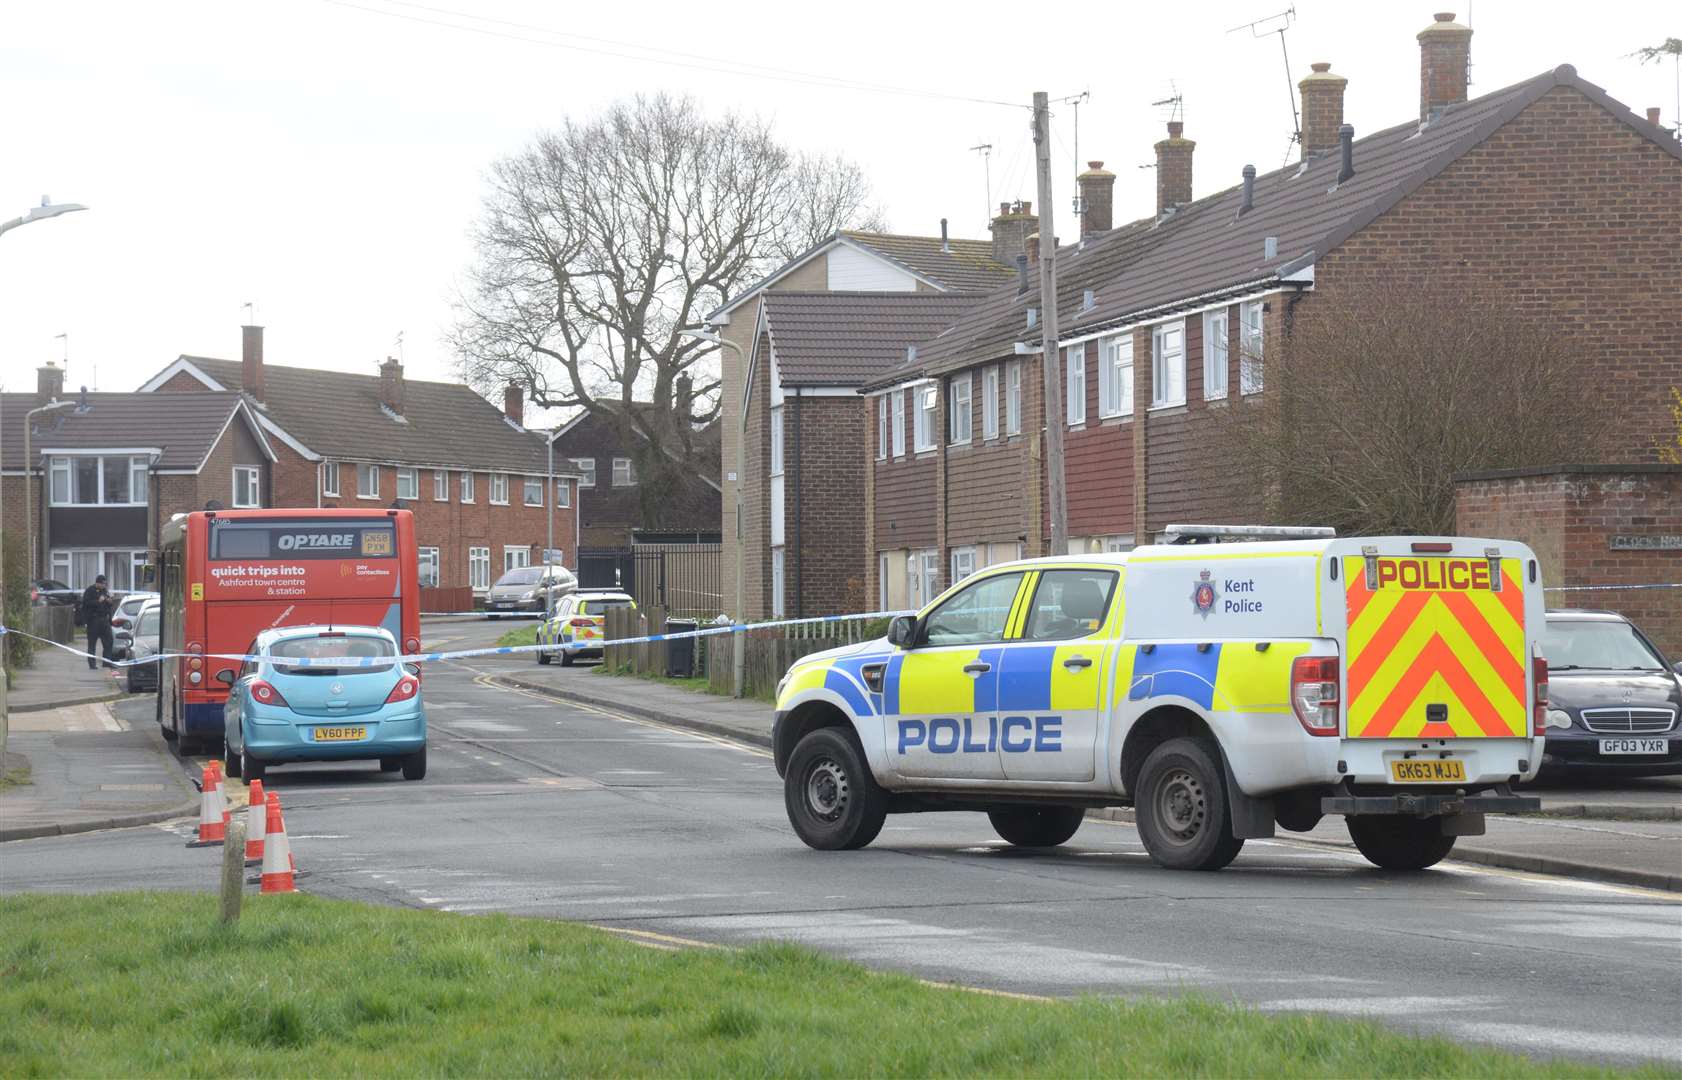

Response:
(156, 691), (173, 739)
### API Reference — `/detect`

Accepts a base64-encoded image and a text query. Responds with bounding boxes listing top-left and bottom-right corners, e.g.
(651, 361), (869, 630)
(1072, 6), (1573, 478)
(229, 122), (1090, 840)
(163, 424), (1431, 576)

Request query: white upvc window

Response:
(891, 391), (906, 457)
(906, 551), (924, 610)
(50, 547), (149, 591)
(321, 460), (340, 497)
(612, 457), (636, 486)
(523, 477), (543, 506)
(490, 473), (510, 504)
(433, 470), (448, 501)
(504, 545), (530, 571)
(555, 478), (571, 507)
(574, 458), (596, 488)
(1151, 321), (1187, 408)
(1005, 361), (1022, 435)
(417, 546), (440, 588)
(357, 463), (380, 499)
(460, 471), (475, 503)
(468, 546), (490, 591)
(131, 457), (149, 504)
(1066, 344), (1086, 426)
(396, 467), (419, 501)
(982, 366), (999, 440)
(770, 406), (784, 476)
(1203, 310), (1229, 400)
(771, 547), (786, 618)
(950, 545), (976, 584)
(913, 384), (938, 452)
(1240, 300), (1265, 394)
(1099, 334), (1134, 418)
(47, 454), (149, 507)
(948, 373), (972, 445)
(232, 465), (261, 508)
(921, 549), (940, 601)
(876, 396), (888, 459)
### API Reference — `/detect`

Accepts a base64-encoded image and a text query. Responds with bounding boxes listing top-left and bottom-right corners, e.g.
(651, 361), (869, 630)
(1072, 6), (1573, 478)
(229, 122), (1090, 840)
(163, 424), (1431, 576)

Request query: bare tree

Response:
(451, 94), (885, 529)
(1216, 280), (1608, 536)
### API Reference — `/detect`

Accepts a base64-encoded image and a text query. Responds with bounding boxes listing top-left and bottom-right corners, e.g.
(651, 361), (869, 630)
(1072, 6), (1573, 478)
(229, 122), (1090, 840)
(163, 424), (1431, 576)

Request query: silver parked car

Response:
(114, 601), (162, 694)
(484, 564), (577, 618)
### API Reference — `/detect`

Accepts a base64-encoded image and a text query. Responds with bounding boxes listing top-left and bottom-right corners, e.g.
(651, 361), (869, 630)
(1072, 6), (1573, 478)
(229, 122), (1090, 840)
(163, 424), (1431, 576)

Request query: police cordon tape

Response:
(0, 608), (916, 670)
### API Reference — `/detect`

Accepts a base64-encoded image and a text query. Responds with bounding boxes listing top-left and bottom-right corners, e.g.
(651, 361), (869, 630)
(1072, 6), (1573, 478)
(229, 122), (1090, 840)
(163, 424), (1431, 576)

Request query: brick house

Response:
(2, 362), (274, 591)
(862, 13), (1681, 608)
(547, 406), (721, 550)
(709, 227), (1016, 617)
(139, 327), (579, 611)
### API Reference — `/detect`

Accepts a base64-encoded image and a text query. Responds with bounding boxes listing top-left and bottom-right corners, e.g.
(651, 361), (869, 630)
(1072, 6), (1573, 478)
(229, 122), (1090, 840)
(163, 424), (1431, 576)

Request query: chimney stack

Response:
(1298, 62), (1348, 159)
(1025, 232), (1040, 265)
(1418, 12), (1472, 125)
(503, 383), (524, 426)
(1239, 165), (1257, 215)
(36, 362), (64, 404)
(989, 200), (1038, 266)
(1076, 161), (1116, 237)
(379, 357), (405, 416)
(1647, 107), (1662, 126)
(1154, 121), (1195, 217)
(241, 324), (265, 401)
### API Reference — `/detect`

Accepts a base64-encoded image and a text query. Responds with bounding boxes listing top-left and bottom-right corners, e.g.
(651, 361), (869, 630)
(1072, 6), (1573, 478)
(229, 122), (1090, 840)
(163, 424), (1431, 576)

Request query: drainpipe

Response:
(793, 387), (804, 620)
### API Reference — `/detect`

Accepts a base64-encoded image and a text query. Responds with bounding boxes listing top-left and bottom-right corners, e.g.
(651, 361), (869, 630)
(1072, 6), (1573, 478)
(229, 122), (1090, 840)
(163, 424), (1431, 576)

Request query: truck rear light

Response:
(1532, 656), (1549, 736)
(250, 680), (289, 707)
(1291, 655), (1340, 736)
(385, 676), (419, 704)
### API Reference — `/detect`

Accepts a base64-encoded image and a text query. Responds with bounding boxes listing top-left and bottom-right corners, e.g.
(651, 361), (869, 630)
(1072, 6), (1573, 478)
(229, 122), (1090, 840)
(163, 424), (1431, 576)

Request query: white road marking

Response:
(1452, 1022), (1681, 1065)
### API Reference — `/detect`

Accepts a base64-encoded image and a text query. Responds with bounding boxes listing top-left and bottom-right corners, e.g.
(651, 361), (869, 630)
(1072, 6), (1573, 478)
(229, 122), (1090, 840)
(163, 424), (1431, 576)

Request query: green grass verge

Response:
(494, 624), (538, 648)
(1, 892), (1663, 1078)
(0, 754), (32, 792)
(592, 662), (721, 696)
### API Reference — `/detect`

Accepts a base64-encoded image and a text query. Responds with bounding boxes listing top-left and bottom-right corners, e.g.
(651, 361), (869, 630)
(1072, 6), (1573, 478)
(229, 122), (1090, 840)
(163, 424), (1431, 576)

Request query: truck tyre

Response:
(784, 728), (887, 851)
(988, 806), (1085, 847)
(1135, 737), (1245, 871)
(1347, 815), (1456, 870)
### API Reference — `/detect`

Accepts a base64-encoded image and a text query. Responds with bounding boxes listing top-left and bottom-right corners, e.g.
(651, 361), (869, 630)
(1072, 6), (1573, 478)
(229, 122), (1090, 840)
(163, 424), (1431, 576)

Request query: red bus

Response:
(157, 508), (421, 751)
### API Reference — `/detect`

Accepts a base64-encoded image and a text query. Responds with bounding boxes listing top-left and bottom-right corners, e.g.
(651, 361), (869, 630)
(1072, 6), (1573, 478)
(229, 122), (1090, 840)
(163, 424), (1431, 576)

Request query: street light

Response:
(0, 197), (89, 240)
(23, 398), (75, 584)
(678, 328), (747, 696)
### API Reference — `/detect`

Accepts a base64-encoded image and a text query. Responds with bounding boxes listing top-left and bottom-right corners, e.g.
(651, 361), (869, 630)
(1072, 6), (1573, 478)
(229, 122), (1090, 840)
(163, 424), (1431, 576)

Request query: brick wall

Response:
(786, 395), (867, 616)
(1456, 466), (1682, 656)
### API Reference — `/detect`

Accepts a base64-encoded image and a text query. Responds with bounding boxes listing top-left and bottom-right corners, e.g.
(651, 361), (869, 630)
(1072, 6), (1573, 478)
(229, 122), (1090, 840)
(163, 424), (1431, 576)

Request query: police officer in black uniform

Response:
(79, 575), (116, 669)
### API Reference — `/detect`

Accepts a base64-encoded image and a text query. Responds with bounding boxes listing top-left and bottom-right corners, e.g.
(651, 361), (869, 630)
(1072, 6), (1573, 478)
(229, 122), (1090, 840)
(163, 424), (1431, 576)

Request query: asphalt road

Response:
(4, 619), (1678, 1068)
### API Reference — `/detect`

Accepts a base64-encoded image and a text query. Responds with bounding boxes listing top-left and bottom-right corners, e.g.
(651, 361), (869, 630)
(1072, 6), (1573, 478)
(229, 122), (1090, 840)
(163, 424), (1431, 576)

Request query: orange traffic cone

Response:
(243, 778), (267, 865)
(259, 793), (295, 893)
(211, 760), (231, 829)
(187, 762), (226, 846)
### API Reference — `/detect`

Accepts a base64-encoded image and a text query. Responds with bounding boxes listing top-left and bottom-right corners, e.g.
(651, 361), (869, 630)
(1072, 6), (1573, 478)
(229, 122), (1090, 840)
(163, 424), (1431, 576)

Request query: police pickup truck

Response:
(771, 527), (1545, 871)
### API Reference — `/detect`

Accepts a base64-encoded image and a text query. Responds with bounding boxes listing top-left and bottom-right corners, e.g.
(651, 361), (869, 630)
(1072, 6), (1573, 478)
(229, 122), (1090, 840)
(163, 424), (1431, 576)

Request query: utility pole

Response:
(1032, 91), (1069, 554)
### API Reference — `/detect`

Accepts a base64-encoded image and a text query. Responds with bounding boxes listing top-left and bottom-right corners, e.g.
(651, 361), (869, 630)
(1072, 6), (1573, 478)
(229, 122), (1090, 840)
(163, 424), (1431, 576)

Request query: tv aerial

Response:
(1229, 4), (1301, 150)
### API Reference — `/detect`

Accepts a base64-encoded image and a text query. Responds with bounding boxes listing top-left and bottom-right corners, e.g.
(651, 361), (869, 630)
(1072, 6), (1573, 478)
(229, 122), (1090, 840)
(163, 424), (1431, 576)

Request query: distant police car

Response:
(772, 527), (1546, 872)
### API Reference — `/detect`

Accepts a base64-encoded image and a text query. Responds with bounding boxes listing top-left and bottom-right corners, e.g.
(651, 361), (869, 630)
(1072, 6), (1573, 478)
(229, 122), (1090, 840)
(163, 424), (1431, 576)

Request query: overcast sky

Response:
(2, 0), (1674, 418)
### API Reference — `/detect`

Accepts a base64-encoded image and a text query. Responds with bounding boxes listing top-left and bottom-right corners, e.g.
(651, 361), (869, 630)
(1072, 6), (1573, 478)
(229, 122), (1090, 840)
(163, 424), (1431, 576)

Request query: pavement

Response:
(4, 630), (130, 713)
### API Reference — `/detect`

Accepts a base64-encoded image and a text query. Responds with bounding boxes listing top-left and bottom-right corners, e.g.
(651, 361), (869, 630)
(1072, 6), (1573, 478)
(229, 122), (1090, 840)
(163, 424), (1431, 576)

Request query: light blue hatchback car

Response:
(221, 625), (426, 783)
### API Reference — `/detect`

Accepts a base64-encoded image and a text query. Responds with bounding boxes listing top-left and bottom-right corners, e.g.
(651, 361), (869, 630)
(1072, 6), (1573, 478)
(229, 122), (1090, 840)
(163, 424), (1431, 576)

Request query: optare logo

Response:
(1191, 569), (1218, 618)
(277, 532), (354, 551)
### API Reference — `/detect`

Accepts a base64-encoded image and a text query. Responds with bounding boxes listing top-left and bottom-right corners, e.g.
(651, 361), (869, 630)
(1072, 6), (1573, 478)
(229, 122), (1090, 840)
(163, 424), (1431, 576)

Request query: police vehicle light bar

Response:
(1164, 524), (1337, 545)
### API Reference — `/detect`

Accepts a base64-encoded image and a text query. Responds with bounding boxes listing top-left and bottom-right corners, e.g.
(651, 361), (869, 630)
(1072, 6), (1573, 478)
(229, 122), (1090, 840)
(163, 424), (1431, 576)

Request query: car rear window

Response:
(579, 598), (633, 615)
(270, 634), (396, 675)
(495, 567), (543, 586)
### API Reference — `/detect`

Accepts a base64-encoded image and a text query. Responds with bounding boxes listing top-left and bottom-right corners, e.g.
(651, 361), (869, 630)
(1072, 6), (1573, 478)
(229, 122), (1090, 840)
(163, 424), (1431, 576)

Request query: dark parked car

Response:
(113, 602), (162, 694)
(1538, 610), (1682, 777)
(32, 579), (77, 606)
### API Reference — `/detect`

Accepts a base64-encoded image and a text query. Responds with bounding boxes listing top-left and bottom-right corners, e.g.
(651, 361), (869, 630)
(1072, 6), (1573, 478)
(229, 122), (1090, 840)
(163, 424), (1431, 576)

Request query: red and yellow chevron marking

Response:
(1344, 557), (1527, 739)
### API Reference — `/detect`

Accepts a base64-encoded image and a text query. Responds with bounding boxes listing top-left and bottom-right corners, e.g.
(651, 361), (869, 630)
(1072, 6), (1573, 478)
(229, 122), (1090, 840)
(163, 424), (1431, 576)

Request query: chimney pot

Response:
(36, 362), (64, 405)
(991, 200), (1040, 266)
(241, 324), (265, 401)
(379, 357), (405, 416)
(1239, 164), (1257, 215)
(1337, 124), (1355, 184)
(1418, 12), (1473, 125)
(1154, 122), (1195, 216)
(503, 383), (524, 426)
(1298, 61), (1349, 159)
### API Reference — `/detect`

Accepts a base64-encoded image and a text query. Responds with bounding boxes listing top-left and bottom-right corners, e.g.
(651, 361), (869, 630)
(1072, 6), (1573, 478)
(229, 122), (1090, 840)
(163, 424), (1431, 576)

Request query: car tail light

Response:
(386, 676), (419, 704)
(1291, 655), (1340, 736)
(250, 680), (289, 707)
(1532, 655), (1549, 737)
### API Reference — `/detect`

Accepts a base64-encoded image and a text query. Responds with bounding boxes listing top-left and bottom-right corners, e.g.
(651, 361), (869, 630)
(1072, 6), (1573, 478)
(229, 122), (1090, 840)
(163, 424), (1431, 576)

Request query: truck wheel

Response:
(1135, 738), (1244, 871)
(1347, 816), (1456, 870)
(784, 728), (887, 851)
(988, 806), (1085, 847)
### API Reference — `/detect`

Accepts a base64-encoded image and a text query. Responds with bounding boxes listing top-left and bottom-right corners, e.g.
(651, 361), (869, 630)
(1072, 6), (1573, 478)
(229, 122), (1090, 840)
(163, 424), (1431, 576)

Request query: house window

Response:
(357, 463), (380, 499)
(982, 366), (999, 440)
(490, 473), (509, 504)
(612, 458), (636, 486)
(913, 384), (938, 452)
(555, 478), (570, 508)
(1151, 321), (1186, 408)
(321, 461), (340, 497)
(468, 546), (490, 591)
(574, 458), (596, 488)
(1240, 300), (1265, 394)
(1066, 344), (1086, 426)
(891, 392), (906, 457)
(948, 373), (972, 445)
(396, 467), (419, 501)
(921, 549), (941, 601)
(418, 546), (440, 588)
(523, 477), (543, 506)
(433, 470), (448, 501)
(1099, 335), (1133, 418)
(504, 545), (530, 572)
(232, 466), (261, 508)
(950, 545), (976, 584)
(1006, 361), (1022, 434)
(460, 471), (475, 503)
(770, 407), (784, 476)
(771, 547), (786, 618)
(50, 548), (149, 591)
(877, 396), (888, 459)
(1203, 310), (1229, 399)
(46, 455), (149, 507)
(906, 552), (923, 610)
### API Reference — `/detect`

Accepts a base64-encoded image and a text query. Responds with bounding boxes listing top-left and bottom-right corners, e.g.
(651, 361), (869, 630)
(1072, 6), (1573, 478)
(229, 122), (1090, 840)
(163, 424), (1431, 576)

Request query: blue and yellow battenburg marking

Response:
(1112, 641), (1307, 713)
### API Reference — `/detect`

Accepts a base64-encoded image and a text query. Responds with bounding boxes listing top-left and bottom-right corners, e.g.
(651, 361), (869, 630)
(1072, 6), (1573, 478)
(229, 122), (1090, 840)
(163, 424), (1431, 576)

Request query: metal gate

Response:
(577, 548), (635, 592)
